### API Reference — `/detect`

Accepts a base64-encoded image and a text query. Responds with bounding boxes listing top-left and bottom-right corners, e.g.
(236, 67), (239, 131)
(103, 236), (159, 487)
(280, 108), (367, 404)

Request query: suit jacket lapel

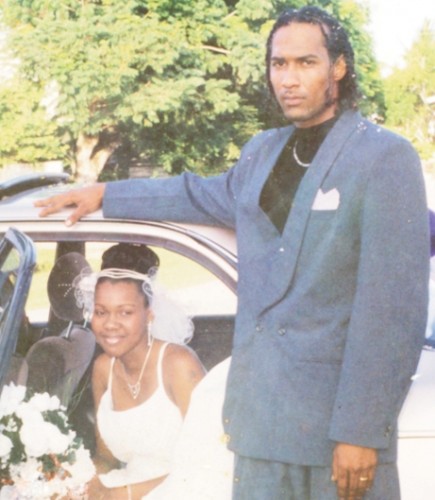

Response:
(260, 110), (362, 313)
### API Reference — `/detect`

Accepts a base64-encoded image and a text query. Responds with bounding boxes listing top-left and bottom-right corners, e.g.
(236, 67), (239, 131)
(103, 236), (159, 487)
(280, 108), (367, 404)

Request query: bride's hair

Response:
(101, 242), (160, 273)
(98, 243), (159, 307)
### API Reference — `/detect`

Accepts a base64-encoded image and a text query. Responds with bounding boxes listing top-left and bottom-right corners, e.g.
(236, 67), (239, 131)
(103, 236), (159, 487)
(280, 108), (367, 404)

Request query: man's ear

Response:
(333, 55), (347, 81)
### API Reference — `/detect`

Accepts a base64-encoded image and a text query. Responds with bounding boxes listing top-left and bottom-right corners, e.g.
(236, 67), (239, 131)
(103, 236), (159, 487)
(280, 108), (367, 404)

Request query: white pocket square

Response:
(311, 188), (340, 211)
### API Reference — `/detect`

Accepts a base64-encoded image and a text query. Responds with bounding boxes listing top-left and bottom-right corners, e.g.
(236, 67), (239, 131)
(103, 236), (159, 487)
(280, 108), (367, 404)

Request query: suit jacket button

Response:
(221, 433), (231, 444)
(278, 328), (286, 336)
(255, 323), (263, 332)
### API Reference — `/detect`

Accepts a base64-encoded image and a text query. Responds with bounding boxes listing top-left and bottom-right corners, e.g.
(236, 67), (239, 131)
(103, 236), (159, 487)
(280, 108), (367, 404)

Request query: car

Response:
(0, 181), (238, 450)
(0, 172), (70, 200)
(0, 179), (433, 499)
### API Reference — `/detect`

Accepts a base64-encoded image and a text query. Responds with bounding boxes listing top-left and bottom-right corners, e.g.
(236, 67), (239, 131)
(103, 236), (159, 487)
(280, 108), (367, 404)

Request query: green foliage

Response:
(334, 0), (385, 117)
(0, 80), (67, 166)
(1, 0), (384, 178)
(384, 22), (435, 160)
(0, 413), (25, 466)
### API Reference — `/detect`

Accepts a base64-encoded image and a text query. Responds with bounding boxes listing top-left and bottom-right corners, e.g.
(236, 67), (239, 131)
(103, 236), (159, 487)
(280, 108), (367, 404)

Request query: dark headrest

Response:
(47, 252), (91, 322)
(24, 326), (96, 403)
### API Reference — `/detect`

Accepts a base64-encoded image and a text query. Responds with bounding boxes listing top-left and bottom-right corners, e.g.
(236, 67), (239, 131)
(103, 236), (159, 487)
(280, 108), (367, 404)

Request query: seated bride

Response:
(73, 243), (206, 499)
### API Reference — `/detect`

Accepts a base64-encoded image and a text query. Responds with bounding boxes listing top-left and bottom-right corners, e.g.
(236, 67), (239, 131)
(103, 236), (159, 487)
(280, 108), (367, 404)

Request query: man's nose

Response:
(281, 66), (300, 87)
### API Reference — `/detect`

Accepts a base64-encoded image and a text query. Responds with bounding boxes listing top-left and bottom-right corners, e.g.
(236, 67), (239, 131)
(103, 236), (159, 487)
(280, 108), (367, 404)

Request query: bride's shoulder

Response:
(161, 343), (206, 394)
(163, 343), (204, 370)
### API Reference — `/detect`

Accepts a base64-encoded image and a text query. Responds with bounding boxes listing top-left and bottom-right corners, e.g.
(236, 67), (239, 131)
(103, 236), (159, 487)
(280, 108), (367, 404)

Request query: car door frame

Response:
(0, 227), (36, 385)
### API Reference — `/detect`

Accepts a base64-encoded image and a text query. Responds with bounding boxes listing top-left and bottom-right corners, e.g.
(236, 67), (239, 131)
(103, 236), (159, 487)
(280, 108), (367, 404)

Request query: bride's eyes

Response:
(93, 307), (135, 318)
(119, 309), (134, 316)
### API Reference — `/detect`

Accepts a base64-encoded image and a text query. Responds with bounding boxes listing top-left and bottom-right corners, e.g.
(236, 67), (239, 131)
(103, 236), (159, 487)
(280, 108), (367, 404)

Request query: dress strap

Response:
(157, 342), (169, 388)
(108, 357), (116, 393)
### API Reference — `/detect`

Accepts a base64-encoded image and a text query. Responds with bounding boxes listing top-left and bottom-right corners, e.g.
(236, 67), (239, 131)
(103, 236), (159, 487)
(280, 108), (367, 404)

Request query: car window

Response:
(85, 243), (236, 316)
(156, 247), (236, 315)
(26, 242), (57, 322)
(25, 241), (237, 323)
(2, 228), (235, 459)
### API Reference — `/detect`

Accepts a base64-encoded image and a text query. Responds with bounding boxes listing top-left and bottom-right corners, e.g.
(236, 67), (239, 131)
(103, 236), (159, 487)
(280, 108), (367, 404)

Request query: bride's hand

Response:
(87, 476), (131, 499)
(86, 475), (108, 499)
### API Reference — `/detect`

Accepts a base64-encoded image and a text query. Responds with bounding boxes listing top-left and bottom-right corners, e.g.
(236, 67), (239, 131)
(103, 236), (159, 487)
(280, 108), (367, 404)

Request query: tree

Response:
(0, 79), (67, 166)
(1, 0), (383, 181)
(0, 18), (66, 168)
(383, 21), (435, 160)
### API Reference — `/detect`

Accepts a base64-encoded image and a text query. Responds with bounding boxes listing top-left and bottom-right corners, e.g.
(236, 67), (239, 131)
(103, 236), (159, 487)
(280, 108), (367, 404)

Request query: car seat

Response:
(17, 252), (96, 406)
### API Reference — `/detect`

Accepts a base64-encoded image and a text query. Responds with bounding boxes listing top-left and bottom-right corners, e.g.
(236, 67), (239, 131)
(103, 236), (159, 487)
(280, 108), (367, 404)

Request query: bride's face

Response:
(91, 279), (151, 358)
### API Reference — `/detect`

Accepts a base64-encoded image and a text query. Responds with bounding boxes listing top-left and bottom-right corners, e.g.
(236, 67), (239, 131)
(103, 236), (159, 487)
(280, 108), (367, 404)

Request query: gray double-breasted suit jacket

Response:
(104, 110), (429, 467)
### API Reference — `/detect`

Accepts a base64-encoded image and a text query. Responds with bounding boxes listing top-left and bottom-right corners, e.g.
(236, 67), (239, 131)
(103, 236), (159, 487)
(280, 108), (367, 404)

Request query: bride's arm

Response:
(163, 344), (206, 416)
(88, 474), (167, 499)
(91, 355), (120, 473)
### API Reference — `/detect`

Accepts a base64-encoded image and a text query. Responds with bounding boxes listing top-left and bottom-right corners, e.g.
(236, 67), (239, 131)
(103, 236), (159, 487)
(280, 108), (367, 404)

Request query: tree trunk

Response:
(74, 133), (99, 183)
(74, 132), (119, 183)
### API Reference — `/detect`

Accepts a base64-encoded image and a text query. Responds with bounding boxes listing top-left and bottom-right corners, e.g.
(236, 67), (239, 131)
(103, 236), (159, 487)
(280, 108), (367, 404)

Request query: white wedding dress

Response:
(98, 343), (183, 488)
(146, 357), (234, 500)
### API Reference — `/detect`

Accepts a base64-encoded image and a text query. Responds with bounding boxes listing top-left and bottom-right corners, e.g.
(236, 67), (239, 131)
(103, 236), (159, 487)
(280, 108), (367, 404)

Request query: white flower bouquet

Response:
(0, 383), (95, 499)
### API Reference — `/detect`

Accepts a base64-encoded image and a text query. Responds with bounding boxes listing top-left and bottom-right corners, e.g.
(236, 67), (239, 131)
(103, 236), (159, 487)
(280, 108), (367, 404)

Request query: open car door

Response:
(0, 228), (36, 385)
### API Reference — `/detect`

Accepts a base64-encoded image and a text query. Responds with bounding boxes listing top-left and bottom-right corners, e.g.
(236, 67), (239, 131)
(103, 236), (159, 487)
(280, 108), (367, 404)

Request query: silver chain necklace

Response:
(120, 338), (154, 400)
(292, 140), (311, 168)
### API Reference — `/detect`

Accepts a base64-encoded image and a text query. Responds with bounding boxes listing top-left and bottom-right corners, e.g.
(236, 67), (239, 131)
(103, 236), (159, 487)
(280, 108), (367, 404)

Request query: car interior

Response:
(1, 238), (236, 453)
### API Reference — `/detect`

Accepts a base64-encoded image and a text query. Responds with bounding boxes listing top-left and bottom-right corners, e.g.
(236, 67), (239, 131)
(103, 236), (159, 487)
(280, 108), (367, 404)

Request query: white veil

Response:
(73, 268), (193, 345)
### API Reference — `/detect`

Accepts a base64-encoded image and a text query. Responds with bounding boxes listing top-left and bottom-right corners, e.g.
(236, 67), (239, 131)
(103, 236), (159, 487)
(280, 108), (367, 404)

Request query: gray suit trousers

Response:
(232, 456), (400, 500)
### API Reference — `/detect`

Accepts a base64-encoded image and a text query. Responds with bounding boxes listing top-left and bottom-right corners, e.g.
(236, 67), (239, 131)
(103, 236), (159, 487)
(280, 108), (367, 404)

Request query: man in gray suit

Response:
(38, 6), (429, 500)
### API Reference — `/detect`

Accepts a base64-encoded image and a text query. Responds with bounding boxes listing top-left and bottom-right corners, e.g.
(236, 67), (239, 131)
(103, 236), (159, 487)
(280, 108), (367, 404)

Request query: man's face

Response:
(269, 22), (346, 128)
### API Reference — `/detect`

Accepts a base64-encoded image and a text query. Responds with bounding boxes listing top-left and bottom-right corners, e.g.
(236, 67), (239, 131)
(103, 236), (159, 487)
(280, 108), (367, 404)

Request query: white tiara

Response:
(73, 267), (155, 317)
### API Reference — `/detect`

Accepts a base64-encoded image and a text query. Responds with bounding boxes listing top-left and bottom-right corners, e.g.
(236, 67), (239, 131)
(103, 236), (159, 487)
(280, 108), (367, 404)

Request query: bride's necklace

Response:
(120, 338), (154, 400)
(292, 140), (311, 168)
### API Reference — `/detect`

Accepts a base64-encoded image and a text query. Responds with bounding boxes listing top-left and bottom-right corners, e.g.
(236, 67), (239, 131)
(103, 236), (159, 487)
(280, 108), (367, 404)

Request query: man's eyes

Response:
(271, 59), (285, 67)
(301, 58), (316, 66)
(270, 58), (317, 68)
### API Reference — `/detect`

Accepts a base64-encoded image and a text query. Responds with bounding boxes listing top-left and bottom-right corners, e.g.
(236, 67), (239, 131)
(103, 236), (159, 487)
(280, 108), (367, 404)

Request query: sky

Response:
(364, 0), (435, 74)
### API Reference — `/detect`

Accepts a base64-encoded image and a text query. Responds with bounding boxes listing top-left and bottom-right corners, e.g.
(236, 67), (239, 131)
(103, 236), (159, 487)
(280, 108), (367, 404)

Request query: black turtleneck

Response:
(259, 115), (337, 233)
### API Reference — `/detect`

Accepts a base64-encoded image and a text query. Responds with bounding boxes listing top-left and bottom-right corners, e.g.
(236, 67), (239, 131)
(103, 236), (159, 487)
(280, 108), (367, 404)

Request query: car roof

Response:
(0, 182), (237, 278)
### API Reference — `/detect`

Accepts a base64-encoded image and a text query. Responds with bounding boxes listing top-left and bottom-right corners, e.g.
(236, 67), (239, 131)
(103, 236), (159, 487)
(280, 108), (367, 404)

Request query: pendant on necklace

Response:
(120, 338), (154, 400)
(128, 382), (141, 400)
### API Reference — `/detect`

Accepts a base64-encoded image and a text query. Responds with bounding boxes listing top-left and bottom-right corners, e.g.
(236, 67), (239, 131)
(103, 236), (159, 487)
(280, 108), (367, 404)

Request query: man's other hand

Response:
(332, 442), (377, 500)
